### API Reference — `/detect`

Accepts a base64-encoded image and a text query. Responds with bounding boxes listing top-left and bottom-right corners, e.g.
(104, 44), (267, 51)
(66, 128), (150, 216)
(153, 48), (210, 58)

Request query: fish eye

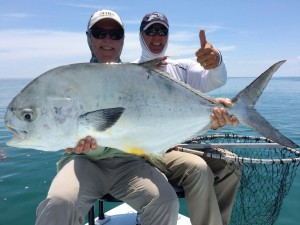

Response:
(24, 113), (32, 121)
(20, 109), (36, 122)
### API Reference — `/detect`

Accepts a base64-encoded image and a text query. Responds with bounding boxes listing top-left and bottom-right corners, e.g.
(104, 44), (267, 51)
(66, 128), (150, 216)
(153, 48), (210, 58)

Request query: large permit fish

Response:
(4, 60), (298, 155)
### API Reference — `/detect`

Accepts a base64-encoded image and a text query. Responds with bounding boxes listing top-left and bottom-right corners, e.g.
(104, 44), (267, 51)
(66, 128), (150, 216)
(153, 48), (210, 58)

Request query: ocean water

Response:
(0, 77), (299, 225)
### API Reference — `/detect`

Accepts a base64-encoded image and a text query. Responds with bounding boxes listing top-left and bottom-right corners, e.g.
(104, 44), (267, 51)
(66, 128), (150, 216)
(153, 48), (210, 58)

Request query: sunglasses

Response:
(144, 27), (168, 36)
(91, 28), (124, 40)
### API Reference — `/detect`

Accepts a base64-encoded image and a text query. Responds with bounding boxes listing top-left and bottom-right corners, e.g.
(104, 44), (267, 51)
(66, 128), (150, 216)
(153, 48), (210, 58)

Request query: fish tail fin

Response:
(231, 60), (299, 148)
(241, 108), (299, 148)
(232, 60), (286, 105)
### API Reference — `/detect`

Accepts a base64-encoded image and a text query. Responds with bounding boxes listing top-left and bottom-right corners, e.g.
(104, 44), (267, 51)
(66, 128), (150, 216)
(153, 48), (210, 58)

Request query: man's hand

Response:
(210, 98), (239, 130)
(66, 136), (97, 154)
(155, 56), (168, 69)
(195, 29), (220, 70)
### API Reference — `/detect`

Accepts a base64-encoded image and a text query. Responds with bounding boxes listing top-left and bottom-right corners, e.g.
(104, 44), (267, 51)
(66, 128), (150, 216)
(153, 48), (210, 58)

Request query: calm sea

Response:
(0, 77), (299, 225)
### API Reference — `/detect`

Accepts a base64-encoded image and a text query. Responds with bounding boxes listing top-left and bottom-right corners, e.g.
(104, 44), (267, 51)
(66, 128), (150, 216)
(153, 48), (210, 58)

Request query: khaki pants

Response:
(35, 156), (179, 225)
(165, 150), (241, 225)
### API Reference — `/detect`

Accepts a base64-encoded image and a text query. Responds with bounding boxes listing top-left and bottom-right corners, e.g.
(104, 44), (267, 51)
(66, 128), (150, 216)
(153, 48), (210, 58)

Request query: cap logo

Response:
(88, 10), (123, 30)
(148, 12), (163, 21)
(100, 11), (115, 17)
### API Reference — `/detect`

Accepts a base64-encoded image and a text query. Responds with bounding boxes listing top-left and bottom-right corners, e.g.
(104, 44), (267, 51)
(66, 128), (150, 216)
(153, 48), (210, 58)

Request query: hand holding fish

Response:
(210, 98), (239, 130)
(66, 136), (97, 154)
(155, 56), (168, 68)
(195, 29), (220, 70)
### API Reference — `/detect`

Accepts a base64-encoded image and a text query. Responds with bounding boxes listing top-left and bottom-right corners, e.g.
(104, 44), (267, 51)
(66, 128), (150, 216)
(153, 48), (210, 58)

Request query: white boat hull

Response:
(87, 203), (191, 225)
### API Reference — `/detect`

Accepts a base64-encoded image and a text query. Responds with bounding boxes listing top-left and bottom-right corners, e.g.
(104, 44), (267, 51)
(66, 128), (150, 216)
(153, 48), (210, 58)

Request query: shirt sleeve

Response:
(175, 59), (227, 93)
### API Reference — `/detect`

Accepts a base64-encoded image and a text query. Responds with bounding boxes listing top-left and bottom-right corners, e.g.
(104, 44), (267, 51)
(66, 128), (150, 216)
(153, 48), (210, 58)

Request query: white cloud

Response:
(218, 45), (237, 52)
(0, 29), (205, 78)
(122, 32), (141, 61)
(1, 28), (298, 79)
(0, 29), (89, 78)
(57, 2), (125, 11)
(170, 31), (197, 42)
(0, 13), (31, 19)
(0, 29), (88, 60)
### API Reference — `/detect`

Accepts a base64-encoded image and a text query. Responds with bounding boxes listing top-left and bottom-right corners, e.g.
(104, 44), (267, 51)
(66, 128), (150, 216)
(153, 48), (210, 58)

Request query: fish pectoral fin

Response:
(79, 107), (125, 131)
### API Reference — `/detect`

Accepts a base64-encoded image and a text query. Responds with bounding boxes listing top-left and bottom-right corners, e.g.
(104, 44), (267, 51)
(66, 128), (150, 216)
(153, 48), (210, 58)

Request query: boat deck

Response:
(87, 203), (191, 225)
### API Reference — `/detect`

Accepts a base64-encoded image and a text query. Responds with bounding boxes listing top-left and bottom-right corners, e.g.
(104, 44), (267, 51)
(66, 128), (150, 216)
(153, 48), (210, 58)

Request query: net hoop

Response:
(180, 134), (300, 164)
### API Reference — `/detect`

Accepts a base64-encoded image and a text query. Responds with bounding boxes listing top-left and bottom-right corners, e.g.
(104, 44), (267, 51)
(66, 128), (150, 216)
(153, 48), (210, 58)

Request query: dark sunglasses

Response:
(144, 27), (168, 36)
(91, 28), (124, 40)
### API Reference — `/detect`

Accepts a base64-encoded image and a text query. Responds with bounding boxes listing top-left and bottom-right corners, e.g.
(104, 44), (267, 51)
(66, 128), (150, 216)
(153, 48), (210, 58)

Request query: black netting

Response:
(182, 133), (300, 225)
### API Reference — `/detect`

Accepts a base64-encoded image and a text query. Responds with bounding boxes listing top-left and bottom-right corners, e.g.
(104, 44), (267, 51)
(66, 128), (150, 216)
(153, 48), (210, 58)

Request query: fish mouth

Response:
(5, 125), (26, 141)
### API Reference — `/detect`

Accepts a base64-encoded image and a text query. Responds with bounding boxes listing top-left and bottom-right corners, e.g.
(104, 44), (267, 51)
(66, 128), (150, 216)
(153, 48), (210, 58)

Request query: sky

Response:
(1, 0), (300, 79)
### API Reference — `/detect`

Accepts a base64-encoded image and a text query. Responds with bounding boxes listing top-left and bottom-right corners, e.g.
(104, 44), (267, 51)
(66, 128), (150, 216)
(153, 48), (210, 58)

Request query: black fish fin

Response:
(79, 107), (125, 131)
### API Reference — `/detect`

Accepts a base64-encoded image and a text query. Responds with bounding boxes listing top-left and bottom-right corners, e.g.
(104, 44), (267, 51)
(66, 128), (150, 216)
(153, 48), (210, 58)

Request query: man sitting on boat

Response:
(35, 9), (239, 225)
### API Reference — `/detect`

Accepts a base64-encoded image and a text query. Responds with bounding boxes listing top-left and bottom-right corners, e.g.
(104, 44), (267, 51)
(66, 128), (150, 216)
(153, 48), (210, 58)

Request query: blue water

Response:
(0, 77), (299, 225)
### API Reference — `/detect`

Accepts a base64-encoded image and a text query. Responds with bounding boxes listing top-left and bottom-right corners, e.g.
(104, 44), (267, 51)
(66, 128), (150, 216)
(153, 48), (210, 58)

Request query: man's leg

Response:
(35, 157), (109, 225)
(108, 156), (179, 225)
(165, 151), (223, 225)
(204, 149), (242, 225)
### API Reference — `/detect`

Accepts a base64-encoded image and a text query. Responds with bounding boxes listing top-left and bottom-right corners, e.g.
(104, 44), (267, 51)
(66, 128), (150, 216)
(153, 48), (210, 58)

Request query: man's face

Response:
(91, 19), (124, 63)
(142, 23), (168, 54)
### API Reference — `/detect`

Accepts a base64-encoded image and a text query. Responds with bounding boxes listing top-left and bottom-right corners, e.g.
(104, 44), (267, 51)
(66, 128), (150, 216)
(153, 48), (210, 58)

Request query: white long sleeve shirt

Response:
(135, 34), (227, 93)
(161, 58), (227, 93)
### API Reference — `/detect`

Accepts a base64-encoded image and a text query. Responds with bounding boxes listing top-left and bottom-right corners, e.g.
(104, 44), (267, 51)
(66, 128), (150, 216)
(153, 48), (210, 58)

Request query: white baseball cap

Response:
(88, 9), (124, 30)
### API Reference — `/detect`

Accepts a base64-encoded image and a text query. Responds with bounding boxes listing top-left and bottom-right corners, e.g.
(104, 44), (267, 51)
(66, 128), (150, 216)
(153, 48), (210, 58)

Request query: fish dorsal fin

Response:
(138, 56), (168, 70)
(79, 107), (125, 131)
(231, 60), (286, 106)
(139, 57), (216, 105)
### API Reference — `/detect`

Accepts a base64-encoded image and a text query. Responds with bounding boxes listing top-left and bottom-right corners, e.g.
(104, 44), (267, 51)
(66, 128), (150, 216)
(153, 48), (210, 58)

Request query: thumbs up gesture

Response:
(195, 29), (221, 70)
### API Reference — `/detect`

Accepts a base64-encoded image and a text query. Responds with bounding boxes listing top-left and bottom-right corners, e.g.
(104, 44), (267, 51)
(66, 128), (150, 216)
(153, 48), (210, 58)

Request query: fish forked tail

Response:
(230, 60), (299, 148)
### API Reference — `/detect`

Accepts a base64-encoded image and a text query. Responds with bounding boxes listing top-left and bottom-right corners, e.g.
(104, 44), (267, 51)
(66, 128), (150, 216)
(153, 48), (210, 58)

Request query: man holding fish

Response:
(35, 10), (239, 225)
(138, 12), (240, 225)
(134, 12), (241, 225)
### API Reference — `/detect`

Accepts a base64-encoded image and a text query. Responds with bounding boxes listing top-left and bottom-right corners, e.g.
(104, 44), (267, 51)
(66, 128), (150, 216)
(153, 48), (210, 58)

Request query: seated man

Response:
(68, 11), (241, 225)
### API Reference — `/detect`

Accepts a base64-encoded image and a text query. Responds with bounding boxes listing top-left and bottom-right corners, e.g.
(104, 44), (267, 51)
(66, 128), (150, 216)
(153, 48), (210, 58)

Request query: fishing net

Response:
(181, 133), (300, 225)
